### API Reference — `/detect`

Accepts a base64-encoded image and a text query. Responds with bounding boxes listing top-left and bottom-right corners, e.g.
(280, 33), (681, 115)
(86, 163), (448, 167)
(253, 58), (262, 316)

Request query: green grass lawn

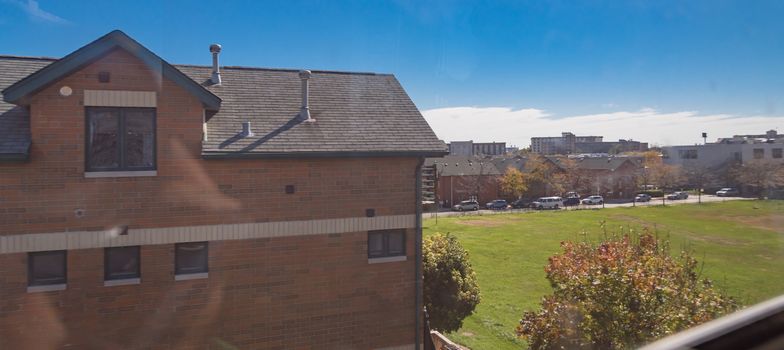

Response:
(423, 200), (784, 350)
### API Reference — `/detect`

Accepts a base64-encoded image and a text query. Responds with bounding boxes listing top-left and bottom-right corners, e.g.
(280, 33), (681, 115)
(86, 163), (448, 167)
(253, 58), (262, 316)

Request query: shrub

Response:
(424, 233), (481, 332)
(516, 229), (737, 350)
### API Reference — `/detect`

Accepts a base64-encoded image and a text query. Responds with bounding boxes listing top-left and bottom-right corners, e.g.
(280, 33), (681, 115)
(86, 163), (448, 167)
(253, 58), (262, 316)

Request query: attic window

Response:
(85, 107), (156, 173)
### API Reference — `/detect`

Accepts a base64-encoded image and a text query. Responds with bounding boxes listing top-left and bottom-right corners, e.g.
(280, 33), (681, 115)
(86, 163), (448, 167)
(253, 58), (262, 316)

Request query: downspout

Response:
(415, 157), (424, 350)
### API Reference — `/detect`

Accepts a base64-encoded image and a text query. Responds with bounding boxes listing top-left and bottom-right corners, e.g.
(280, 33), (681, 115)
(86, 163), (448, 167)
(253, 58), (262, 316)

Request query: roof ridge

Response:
(175, 63), (389, 76)
(0, 55), (59, 62)
(0, 57), (391, 77)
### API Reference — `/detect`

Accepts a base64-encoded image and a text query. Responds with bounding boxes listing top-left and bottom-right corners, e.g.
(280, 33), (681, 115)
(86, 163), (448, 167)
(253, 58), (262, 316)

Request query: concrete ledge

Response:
(0, 214), (415, 254)
(27, 284), (67, 293)
(431, 331), (465, 349)
(368, 255), (407, 264)
(175, 272), (208, 281)
(104, 278), (140, 287)
(85, 170), (157, 178)
(84, 90), (156, 107)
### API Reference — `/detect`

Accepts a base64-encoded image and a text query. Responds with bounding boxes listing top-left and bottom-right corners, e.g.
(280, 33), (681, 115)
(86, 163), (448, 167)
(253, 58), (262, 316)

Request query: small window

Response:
(753, 148), (765, 159)
(368, 229), (406, 258)
(773, 148), (782, 159)
(86, 107), (155, 172)
(105, 246), (140, 281)
(678, 149), (698, 159)
(175, 242), (208, 275)
(28, 250), (67, 286)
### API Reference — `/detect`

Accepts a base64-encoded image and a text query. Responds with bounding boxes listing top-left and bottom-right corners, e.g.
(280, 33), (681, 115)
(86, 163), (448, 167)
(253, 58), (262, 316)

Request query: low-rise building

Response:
(0, 30), (446, 349)
(662, 131), (784, 170)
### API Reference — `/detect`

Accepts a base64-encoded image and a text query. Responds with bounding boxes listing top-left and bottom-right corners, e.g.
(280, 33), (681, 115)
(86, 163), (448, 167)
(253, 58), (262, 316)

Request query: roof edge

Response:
(2, 30), (221, 110)
(202, 150), (449, 160)
(0, 152), (30, 162)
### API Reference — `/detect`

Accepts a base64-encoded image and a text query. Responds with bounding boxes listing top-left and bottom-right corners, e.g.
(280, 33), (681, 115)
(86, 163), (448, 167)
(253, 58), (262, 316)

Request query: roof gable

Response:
(2, 30), (221, 110)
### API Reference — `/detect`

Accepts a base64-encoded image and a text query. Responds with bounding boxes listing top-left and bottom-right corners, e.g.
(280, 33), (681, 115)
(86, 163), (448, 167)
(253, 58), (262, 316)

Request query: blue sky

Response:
(1, 0), (782, 146)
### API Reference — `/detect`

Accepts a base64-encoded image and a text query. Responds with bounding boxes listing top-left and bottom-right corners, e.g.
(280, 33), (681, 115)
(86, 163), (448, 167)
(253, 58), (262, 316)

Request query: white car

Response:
(581, 195), (604, 205)
(532, 196), (563, 210)
(452, 200), (479, 211)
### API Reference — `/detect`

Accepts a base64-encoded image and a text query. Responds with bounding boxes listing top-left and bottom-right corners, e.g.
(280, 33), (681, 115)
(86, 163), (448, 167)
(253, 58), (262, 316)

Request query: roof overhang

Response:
(2, 30), (221, 111)
(202, 150), (449, 159)
(0, 142), (31, 162)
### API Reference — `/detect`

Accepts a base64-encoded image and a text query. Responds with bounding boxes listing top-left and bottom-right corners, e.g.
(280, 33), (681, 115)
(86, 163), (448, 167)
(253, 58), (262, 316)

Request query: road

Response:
(424, 195), (753, 218)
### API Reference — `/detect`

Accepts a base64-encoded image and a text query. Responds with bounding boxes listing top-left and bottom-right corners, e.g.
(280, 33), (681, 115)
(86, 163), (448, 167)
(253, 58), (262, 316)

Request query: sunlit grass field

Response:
(423, 200), (784, 350)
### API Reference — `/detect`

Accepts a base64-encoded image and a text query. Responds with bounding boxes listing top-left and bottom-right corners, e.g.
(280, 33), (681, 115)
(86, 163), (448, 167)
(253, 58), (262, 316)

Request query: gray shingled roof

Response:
(177, 65), (446, 157)
(424, 155), (502, 176)
(548, 156), (642, 171)
(0, 56), (54, 159)
(0, 55), (446, 159)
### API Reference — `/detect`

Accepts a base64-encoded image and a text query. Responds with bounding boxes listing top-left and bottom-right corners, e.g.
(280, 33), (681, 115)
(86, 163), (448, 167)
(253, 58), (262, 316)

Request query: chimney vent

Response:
(241, 121), (254, 137)
(209, 44), (222, 85)
(298, 70), (315, 122)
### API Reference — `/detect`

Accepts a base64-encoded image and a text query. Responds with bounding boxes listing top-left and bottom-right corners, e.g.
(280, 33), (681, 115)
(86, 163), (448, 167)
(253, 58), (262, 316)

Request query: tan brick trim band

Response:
(0, 214), (415, 254)
(83, 90), (157, 107)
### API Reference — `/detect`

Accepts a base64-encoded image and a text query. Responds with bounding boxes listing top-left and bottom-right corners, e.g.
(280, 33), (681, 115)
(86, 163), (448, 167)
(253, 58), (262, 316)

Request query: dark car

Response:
(511, 198), (532, 209)
(563, 197), (581, 206)
(635, 193), (652, 202)
(485, 199), (509, 210)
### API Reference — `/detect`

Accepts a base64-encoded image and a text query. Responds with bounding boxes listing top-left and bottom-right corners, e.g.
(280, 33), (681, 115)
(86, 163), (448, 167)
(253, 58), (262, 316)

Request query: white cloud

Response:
(9, 0), (69, 24)
(422, 106), (782, 147)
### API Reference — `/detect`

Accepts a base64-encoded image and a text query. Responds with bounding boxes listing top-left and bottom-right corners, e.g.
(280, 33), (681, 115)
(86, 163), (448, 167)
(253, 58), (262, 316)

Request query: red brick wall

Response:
(0, 49), (418, 236)
(0, 230), (416, 349)
(0, 48), (420, 348)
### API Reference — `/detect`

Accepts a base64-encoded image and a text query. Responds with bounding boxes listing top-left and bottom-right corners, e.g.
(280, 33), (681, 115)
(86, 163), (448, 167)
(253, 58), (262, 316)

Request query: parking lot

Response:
(424, 195), (753, 218)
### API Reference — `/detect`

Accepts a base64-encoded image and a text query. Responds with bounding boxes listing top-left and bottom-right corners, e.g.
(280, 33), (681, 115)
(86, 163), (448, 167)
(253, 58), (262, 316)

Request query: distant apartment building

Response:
(447, 140), (506, 156)
(530, 132), (647, 155)
(716, 129), (783, 144)
(575, 139), (649, 154)
(662, 130), (784, 169)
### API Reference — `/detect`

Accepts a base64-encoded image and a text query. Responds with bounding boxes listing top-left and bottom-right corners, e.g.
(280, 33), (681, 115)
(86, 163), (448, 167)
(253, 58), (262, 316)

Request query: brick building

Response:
(424, 155), (502, 206)
(0, 31), (446, 349)
(530, 131), (648, 155)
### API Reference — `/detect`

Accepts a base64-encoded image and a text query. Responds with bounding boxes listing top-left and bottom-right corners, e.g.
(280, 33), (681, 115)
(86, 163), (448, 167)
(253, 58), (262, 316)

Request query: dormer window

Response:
(86, 107), (156, 173)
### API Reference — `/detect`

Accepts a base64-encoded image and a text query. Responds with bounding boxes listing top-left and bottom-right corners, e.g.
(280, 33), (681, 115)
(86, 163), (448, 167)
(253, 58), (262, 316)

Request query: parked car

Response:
(562, 192), (580, 206)
(532, 196), (564, 210)
(510, 198), (532, 209)
(716, 188), (739, 197)
(563, 196), (581, 206)
(666, 191), (689, 200)
(581, 195), (604, 205)
(635, 193), (652, 202)
(485, 199), (509, 210)
(452, 200), (479, 211)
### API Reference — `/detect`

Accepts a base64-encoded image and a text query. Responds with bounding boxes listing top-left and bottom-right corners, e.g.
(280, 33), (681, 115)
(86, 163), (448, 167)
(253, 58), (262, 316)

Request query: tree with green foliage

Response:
(524, 155), (562, 197)
(501, 168), (528, 199)
(516, 230), (737, 350)
(423, 233), (481, 333)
